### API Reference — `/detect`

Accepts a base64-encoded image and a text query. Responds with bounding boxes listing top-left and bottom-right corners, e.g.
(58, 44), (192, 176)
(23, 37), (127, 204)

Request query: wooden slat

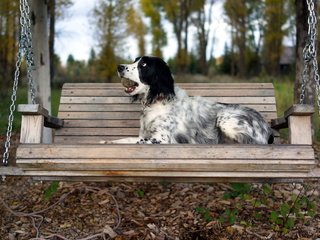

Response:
(57, 111), (276, 121)
(11, 170), (317, 179)
(54, 136), (121, 144)
(60, 96), (276, 105)
(61, 88), (275, 97)
(58, 111), (141, 119)
(16, 144), (314, 160)
(55, 127), (139, 136)
(63, 83), (274, 89)
(61, 119), (140, 128)
(58, 103), (277, 112)
(17, 159), (315, 172)
(29, 175), (316, 183)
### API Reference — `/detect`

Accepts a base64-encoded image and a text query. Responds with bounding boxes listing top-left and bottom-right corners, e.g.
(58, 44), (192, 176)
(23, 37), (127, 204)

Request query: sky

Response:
(55, 0), (230, 65)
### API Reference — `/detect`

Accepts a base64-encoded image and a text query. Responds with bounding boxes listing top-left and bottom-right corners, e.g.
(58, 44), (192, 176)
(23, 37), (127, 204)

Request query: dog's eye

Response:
(142, 63), (147, 67)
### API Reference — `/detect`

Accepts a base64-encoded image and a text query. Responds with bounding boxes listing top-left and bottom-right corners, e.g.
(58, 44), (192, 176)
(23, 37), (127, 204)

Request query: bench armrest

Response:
(18, 104), (64, 143)
(271, 104), (314, 144)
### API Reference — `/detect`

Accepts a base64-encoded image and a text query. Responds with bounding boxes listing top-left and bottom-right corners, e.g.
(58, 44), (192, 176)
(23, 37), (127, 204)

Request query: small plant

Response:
(43, 181), (59, 201)
(219, 208), (239, 225)
(195, 206), (214, 222)
(135, 189), (145, 198)
(269, 193), (317, 234)
(223, 183), (252, 200)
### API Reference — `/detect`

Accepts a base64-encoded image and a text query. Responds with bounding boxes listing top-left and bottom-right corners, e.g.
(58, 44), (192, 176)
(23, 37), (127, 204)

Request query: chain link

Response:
(300, 0), (320, 108)
(2, 0), (37, 166)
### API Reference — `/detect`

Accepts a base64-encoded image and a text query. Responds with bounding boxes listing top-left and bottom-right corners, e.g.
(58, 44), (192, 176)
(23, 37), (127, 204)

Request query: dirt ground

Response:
(0, 134), (320, 240)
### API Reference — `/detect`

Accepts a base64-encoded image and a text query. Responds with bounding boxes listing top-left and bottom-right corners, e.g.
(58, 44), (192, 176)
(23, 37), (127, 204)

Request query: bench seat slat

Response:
(16, 144), (314, 160)
(17, 159), (315, 172)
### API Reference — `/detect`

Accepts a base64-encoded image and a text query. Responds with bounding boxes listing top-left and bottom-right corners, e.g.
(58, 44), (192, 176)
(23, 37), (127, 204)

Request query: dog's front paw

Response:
(136, 138), (162, 144)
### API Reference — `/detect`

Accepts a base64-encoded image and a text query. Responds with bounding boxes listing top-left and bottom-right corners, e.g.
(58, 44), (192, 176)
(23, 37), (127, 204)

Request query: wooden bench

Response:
(6, 83), (319, 182)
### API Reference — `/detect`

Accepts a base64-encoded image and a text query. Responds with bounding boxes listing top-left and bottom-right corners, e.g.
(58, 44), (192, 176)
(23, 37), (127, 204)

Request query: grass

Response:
(0, 75), (319, 140)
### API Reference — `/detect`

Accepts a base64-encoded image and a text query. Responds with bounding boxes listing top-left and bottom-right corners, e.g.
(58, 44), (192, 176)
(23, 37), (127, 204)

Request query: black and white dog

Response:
(113, 56), (273, 144)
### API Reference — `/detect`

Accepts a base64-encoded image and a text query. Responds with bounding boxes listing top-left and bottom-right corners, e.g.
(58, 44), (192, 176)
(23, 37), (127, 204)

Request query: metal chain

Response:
(300, 0), (320, 108)
(21, 0), (37, 104)
(2, 0), (37, 166)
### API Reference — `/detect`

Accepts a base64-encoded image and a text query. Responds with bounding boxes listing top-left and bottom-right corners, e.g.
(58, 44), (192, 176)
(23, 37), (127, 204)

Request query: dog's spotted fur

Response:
(114, 56), (274, 144)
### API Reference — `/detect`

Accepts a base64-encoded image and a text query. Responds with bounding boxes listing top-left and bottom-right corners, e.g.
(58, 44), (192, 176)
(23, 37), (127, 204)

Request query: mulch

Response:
(0, 134), (320, 240)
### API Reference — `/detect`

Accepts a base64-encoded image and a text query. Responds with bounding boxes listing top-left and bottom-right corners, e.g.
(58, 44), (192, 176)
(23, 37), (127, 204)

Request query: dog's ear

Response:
(146, 58), (175, 105)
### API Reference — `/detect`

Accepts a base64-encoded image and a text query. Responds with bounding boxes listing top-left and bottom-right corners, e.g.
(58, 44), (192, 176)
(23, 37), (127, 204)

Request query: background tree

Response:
(92, 0), (130, 81)
(140, 0), (167, 57)
(191, 0), (215, 75)
(246, 0), (265, 76)
(0, 0), (19, 95)
(160, 0), (194, 73)
(126, 7), (147, 56)
(262, 0), (288, 76)
(224, 0), (247, 77)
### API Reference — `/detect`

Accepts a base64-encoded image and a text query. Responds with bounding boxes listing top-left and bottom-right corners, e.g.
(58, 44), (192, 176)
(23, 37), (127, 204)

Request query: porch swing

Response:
(1, 0), (319, 182)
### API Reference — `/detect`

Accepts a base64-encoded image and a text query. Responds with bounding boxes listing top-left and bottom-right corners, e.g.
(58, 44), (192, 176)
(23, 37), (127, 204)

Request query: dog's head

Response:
(117, 56), (175, 104)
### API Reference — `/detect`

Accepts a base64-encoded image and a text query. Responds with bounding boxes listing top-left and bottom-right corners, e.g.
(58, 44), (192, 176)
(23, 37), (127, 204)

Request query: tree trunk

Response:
(294, 0), (315, 105)
(48, 0), (55, 81)
(237, 16), (246, 78)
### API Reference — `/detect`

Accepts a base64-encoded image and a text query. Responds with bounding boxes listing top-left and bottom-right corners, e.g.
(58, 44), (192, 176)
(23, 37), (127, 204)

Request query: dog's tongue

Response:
(125, 86), (136, 93)
(121, 78), (137, 94)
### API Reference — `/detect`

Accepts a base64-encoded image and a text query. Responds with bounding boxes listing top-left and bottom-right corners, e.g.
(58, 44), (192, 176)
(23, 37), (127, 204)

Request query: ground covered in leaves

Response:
(0, 135), (320, 240)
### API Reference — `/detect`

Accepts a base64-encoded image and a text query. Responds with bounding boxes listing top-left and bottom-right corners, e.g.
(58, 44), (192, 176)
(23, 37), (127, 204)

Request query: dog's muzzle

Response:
(117, 65), (139, 94)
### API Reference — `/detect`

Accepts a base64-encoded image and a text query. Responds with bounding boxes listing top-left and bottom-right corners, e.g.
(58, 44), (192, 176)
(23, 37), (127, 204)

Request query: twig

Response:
(245, 229), (273, 239)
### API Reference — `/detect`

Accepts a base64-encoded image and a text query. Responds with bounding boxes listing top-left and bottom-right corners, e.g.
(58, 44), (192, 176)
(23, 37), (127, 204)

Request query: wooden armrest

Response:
(18, 104), (63, 143)
(270, 104), (314, 144)
(18, 104), (64, 129)
(285, 104), (314, 144)
(18, 104), (49, 116)
(284, 104), (314, 118)
(271, 104), (314, 130)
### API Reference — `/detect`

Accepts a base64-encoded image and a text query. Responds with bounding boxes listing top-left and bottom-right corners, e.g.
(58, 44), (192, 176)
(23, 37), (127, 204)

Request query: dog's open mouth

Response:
(121, 78), (139, 94)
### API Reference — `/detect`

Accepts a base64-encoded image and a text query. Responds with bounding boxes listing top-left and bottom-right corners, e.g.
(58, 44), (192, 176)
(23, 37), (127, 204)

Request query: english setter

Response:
(113, 56), (274, 144)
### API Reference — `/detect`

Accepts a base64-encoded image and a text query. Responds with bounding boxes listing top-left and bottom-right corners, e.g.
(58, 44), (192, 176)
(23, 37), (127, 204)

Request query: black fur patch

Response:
(137, 56), (175, 105)
(175, 134), (189, 143)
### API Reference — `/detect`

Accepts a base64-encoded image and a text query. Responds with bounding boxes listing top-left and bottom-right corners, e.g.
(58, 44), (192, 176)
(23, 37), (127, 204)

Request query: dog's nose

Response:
(117, 65), (125, 73)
